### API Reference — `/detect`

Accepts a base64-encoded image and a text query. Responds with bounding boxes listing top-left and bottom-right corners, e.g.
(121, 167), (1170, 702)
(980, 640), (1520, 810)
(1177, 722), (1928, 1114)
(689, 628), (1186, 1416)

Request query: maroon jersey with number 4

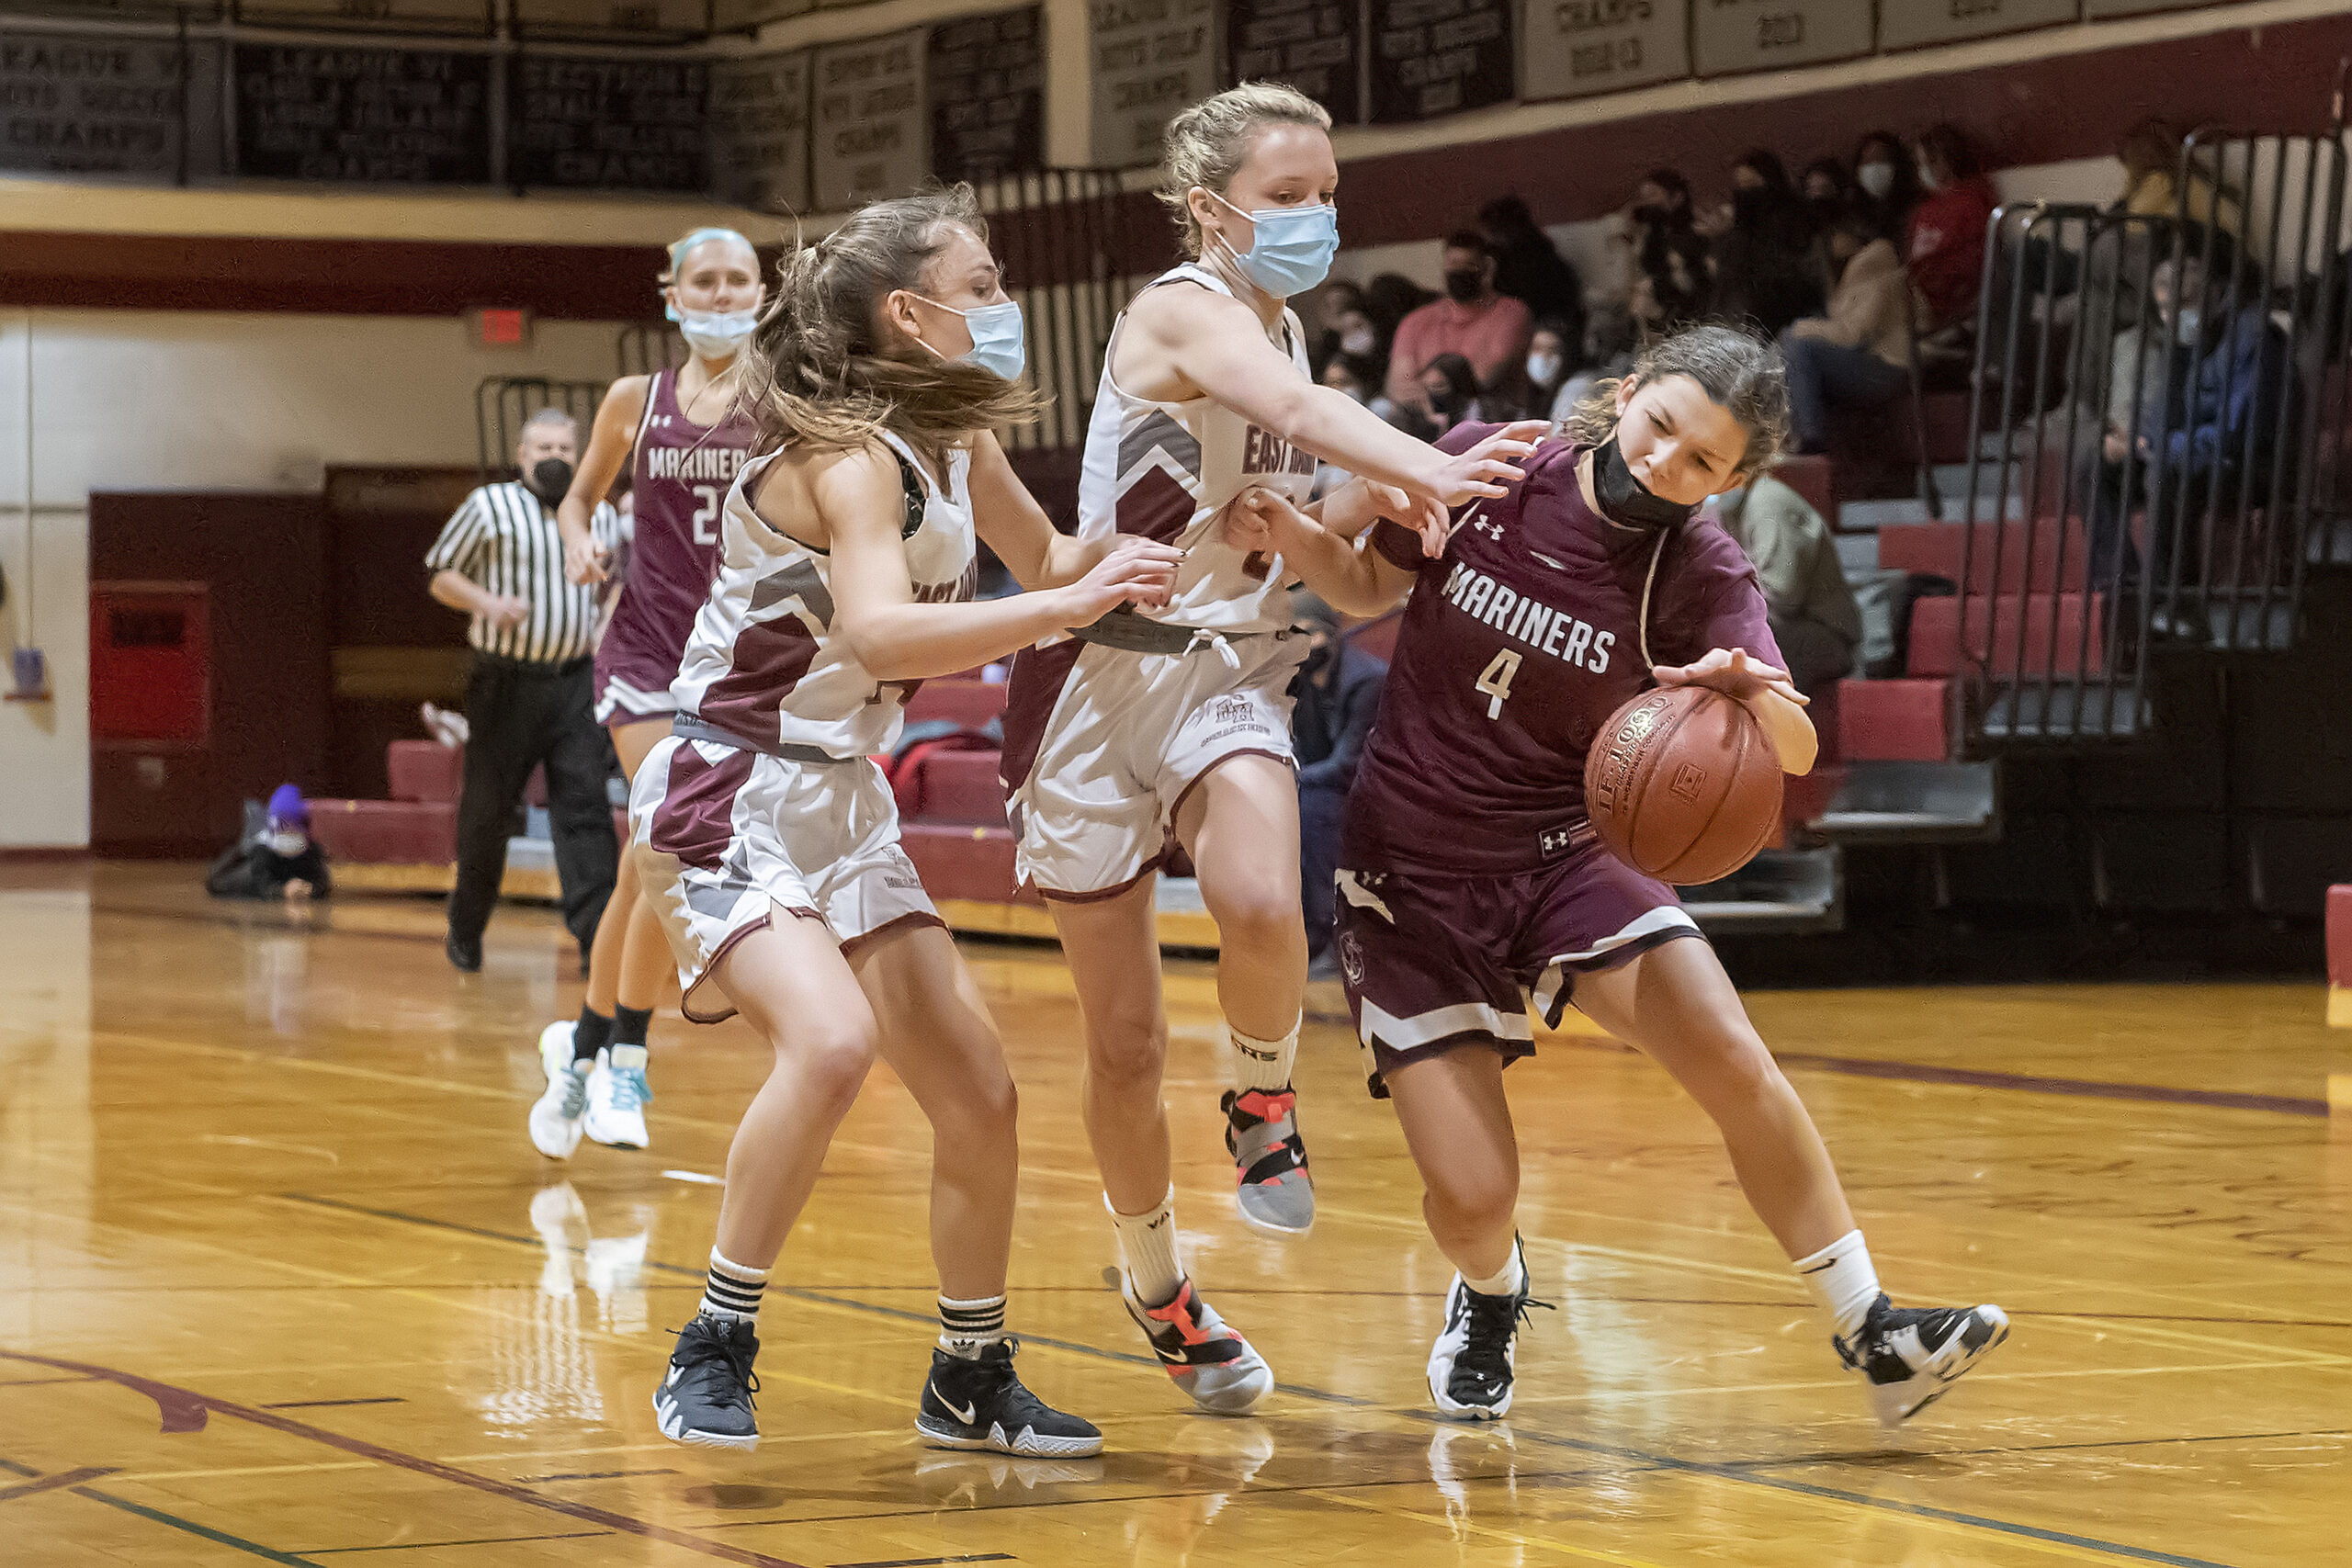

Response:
(1341, 430), (1780, 879)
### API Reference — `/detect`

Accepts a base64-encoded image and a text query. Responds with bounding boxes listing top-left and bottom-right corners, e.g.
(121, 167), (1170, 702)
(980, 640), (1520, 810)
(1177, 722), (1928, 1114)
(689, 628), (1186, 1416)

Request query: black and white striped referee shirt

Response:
(424, 481), (618, 666)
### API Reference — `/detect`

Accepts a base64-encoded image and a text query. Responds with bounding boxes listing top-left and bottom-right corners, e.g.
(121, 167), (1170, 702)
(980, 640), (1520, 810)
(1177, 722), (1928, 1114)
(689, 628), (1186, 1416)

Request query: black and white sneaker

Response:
(1834, 1292), (2010, 1426)
(652, 1314), (761, 1450)
(916, 1341), (1104, 1458)
(1427, 1236), (1552, 1421)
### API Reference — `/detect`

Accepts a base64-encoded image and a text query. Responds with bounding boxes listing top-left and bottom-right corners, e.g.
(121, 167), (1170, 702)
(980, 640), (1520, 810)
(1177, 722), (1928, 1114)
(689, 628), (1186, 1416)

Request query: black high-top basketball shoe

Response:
(916, 1341), (1103, 1457)
(1834, 1292), (2010, 1425)
(1427, 1235), (1553, 1420)
(652, 1314), (760, 1450)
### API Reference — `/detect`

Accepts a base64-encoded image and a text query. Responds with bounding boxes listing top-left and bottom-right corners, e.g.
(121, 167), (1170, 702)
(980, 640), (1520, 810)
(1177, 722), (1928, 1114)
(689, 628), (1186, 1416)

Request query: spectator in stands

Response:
(1308, 279), (1374, 378)
(1520, 318), (1577, 423)
(1712, 475), (1860, 698)
(1906, 124), (1999, 337)
(206, 784), (332, 902)
(2118, 118), (2242, 237)
(1702, 149), (1824, 338)
(2083, 241), (2296, 603)
(1288, 591), (1385, 979)
(1478, 195), (1588, 358)
(1781, 207), (1917, 452)
(1801, 157), (1849, 213)
(1363, 271), (1434, 355)
(1419, 352), (1491, 434)
(1629, 168), (1711, 327)
(1386, 231), (1535, 413)
(424, 407), (620, 974)
(1852, 130), (1922, 244)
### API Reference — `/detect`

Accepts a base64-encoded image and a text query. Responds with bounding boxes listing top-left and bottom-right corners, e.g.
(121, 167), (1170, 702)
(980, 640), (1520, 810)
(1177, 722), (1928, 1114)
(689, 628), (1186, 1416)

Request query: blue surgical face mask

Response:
(666, 302), (761, 358)
(913, 295), (1026, 380)
(1207, 188), (1339, 299)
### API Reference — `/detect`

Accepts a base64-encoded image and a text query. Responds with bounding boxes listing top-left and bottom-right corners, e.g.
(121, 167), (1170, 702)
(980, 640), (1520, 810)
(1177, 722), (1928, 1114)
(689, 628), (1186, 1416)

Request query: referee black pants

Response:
(450, 653), (617, 953)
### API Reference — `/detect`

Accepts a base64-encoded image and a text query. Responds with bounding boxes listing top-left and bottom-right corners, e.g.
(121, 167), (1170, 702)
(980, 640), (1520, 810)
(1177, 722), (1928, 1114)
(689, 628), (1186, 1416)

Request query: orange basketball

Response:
(1583, 685), (1784, 886)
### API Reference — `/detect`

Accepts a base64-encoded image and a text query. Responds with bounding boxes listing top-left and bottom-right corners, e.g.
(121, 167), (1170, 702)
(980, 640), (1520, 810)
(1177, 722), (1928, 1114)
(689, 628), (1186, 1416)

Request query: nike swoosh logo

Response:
(932, 1384), (976, 1424)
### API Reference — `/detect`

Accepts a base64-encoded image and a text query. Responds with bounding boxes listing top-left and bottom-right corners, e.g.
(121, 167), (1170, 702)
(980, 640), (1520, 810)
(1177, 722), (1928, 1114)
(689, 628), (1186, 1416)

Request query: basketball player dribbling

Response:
(631, 188), (1182, 1454)
(1228, 324), (2009, 1425)
(999, 80), (1544, 1413)
(529, 228), (762, 1160)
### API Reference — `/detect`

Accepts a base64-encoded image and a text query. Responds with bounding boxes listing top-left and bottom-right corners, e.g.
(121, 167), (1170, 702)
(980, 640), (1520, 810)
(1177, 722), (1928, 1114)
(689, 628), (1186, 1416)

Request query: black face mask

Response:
(1426, 387), (1461, 417)
(1633, 202), (1668, 227)
(1443, 268), (1484, 304)
(527, 457), (574, 503)
(1593, 435), (1697, 531)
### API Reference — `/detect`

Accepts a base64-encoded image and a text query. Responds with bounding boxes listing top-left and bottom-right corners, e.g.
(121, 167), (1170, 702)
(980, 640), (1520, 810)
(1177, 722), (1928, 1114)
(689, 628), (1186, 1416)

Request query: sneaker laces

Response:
(1454, 1290), (1555, 1384)
(674, 1319), (759, 1408)
(961, 1339), (1057, 1427)
(608, 1063), (650, 1112)
(560, 1068), (590, 1118)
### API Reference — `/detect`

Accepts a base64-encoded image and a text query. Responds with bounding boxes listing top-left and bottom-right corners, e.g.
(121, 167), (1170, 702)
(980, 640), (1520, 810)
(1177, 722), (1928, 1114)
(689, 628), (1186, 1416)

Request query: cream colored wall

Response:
(0, 310), (631, 849)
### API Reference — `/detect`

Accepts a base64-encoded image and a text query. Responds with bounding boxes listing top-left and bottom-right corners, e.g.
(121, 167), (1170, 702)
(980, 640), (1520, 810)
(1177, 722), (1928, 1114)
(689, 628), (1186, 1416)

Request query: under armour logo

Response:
(1470, 516), (1505, 541)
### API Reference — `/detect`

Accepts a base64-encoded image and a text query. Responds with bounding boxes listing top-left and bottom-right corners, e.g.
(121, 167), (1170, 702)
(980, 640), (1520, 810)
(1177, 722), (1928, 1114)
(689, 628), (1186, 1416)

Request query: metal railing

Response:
(1957, 122), (2350, 745)
(474, 378), (609, 485)
(618, 323), (686, 379)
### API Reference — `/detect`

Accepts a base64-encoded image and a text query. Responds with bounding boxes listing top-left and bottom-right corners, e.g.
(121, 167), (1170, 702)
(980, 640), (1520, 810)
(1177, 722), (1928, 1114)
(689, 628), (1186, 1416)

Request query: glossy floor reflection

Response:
(3, 862), (2347, 1566)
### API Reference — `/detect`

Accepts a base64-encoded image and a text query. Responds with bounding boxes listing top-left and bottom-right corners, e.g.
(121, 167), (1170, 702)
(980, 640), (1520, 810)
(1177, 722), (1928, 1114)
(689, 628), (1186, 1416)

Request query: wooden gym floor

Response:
(3, 862), (2347, 1567)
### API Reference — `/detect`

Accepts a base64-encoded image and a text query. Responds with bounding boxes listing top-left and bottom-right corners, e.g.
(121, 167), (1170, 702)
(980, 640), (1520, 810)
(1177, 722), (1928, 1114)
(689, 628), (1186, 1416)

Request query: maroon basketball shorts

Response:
(1335, 840), (1703, 1098)
(594, 612), (687, 725)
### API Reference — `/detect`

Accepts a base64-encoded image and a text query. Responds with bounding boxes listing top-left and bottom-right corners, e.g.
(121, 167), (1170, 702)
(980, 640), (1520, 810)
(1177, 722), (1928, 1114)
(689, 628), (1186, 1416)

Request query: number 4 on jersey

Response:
(1476, 649), (1521, 719)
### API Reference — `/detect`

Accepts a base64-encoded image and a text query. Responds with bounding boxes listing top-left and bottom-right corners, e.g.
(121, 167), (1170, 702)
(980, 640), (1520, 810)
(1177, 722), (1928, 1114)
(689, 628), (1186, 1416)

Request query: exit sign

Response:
(469, 307), (532, 348)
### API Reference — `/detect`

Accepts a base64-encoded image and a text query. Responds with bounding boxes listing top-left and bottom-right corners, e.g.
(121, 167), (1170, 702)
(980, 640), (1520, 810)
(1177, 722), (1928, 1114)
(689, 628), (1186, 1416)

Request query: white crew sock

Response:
(1793, 1229), (1882, 1337)
(937, 1293), (1008, 1359)
(1228, 1018), (1300, 1093)
(699, 1247), (768, 1324)
(1464, 1249), (1525, 1299)
(1108, 1188), (1185, 1307)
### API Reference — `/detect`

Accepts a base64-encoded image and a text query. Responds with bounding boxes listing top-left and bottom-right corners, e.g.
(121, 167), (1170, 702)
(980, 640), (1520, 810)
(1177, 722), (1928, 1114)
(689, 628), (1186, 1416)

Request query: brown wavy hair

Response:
(739, 186), (1042, 473)
(1564, 322), (1789, 479)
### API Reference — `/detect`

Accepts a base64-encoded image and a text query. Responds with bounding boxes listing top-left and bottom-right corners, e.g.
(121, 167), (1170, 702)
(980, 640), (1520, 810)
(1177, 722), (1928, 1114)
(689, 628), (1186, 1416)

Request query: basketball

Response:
(1583, 685), (1784, 886)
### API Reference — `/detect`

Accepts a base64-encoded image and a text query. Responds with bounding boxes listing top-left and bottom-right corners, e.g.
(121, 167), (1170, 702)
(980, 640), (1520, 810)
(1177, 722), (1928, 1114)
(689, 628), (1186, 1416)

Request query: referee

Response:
(425, 407), (620, 974)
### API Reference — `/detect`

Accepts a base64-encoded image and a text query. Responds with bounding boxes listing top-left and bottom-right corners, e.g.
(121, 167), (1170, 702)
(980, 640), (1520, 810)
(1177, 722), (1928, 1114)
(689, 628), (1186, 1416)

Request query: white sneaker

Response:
(529, 1023), (592, 1159)
(584, 1044), (650, 1149)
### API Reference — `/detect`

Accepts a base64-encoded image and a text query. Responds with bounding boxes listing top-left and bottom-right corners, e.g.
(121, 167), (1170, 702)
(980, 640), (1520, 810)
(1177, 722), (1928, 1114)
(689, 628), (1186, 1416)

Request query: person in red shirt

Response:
(1385, 230), (1535, 414)
(1905, 124), (1998, 334)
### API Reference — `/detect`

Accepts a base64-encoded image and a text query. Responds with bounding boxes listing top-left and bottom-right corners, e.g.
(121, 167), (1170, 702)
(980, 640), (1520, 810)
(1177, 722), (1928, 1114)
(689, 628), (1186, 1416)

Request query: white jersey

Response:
(670, 429), (978, 761)
(1075, 263), (1317, 634)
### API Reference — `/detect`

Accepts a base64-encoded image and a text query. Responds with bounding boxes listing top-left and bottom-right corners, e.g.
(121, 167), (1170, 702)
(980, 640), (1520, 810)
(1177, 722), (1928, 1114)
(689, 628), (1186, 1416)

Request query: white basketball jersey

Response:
(671, 429), (978, 760)
(1074, 264), (1317, 634)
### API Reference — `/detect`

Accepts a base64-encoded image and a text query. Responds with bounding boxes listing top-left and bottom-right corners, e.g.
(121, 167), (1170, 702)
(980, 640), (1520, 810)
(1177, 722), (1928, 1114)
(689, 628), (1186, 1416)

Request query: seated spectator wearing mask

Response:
(1419, 352), (1488, 433)
(1385, 230), (1534, 412)
(1286, 591), (1386, 978)
(1520, 319), (1577, 425)
(1478, 195), (1587, 357)
(1702, 149), (1824, 339)
(1781, 208), (1918, 452)
(1308, 279), (1373, 378)
(206, 784), (333, 902)
(2082, 241), (2295, 602)
(1852, 130), (1922, 245)
(1906, 124), (1998, 337)
(1712, 476), (1860, 699)
(1628, 168), (1711, 327)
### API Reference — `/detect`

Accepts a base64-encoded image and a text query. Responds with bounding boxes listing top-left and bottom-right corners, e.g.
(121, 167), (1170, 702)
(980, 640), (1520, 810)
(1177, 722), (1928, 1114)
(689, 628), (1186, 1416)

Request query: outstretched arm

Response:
(966, 431), (1121, 591)
(813, 445), (1181, 682)
(1224, 486), (1418, 621)
(560, 376), (650, 584)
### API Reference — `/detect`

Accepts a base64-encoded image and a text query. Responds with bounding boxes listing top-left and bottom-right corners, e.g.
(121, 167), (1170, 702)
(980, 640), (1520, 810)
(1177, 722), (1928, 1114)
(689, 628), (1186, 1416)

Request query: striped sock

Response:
(1109, 1188), (1185, 1307)
(937, 1293), (1008, 1359)
(1229, 1018), (1299, 1092)
(699, 1248), (767, 1324)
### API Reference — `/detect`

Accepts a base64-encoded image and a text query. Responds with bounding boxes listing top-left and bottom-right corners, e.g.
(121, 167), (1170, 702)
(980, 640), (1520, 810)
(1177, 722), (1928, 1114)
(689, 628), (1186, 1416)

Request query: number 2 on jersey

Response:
(1476, 649), (1521, 719)
(691, 485), (722, 546)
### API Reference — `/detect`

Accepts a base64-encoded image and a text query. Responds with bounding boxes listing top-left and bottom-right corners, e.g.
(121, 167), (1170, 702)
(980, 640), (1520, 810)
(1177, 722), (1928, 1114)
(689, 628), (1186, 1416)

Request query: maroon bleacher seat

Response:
(1838, 678), (1953, 761)
(1775, 454), (1837, 524)
(899, 750), (1008, 827)
(1907, 592), (2102, 678)
(387, 739), (461, 804)
(900, 822), (1031, 904)
(308, 798), (458, 864)
(905, 679), (1008, 730)
(1878, 521), (2088, 592)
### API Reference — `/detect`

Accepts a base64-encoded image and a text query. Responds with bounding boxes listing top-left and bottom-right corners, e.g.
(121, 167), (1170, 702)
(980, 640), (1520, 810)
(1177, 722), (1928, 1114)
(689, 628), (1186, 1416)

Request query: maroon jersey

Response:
(1342, 431), (1780, 878)
(605, 368), (758, 677)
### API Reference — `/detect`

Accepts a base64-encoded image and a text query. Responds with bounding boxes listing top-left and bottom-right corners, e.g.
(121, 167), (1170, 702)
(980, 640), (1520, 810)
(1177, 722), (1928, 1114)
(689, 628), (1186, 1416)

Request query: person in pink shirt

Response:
(1385, 230), (1535, 413)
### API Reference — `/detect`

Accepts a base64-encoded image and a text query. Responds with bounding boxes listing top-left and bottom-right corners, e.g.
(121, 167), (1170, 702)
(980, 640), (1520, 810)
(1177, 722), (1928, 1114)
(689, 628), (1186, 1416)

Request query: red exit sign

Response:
(469, 307), (532, 348)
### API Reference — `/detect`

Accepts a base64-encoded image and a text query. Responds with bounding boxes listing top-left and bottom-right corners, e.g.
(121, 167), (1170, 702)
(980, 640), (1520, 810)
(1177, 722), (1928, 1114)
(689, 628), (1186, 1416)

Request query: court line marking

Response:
(1303, 1483), (1679, 1568)
(0, 1349), (815, 1568)
(1, 1450), (323, 1566)
(262, 1397), (407, 1410)
(1768, 1052), (2329, 1117)
(279, 1195), (2268, 1568)
(303, 1529), (614, 1556)
(0, 1465), (117, 1502)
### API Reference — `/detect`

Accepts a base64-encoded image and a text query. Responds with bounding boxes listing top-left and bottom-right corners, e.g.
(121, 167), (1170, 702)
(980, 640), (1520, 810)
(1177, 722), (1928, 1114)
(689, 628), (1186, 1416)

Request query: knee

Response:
(1426, 1165), (1520, 1238)
(788, 1026), (876, 1113)
(1206, 877), (1304, 954)
(1085, 1012), (1168, 1096)
(936, 1069), (1020, 1150)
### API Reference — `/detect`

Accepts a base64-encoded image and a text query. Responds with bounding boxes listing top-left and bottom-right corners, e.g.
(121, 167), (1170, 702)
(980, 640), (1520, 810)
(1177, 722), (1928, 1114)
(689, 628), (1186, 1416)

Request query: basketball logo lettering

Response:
(1668, 761), (1708, 803)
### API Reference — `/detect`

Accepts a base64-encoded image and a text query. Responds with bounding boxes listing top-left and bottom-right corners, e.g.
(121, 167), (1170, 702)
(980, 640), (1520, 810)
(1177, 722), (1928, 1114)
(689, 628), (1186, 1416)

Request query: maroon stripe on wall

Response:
(1, 15), (2342, 313)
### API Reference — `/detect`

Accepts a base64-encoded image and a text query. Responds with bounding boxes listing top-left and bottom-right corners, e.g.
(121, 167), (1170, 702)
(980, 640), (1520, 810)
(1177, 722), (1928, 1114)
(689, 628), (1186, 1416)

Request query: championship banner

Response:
(1691, 0), (1871, 78)
(1227, 0), (1363, 126)
(232, 0), (492, 34)
(1087, 0), (1216, 170)
(511, 0), (707, 39)
(810, 28), (924, 211)
(1520, 0), (1688, 102)
(927, 6), (1044, 182)
(1369, 0), (1514, 124)
(711, 0), (814, 29)
(1, 26), (224, 180)
(1878, 0), (2077, 51)
(708, 50), (810, 212)
(509, 52), (708, 192)
(234, 41), (492, 184)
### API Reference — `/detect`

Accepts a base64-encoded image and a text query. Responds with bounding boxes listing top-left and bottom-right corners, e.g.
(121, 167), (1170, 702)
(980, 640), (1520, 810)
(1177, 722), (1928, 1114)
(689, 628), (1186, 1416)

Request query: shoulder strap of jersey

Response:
(873, 430), (931, 539)
(628, 368), (667, 467)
